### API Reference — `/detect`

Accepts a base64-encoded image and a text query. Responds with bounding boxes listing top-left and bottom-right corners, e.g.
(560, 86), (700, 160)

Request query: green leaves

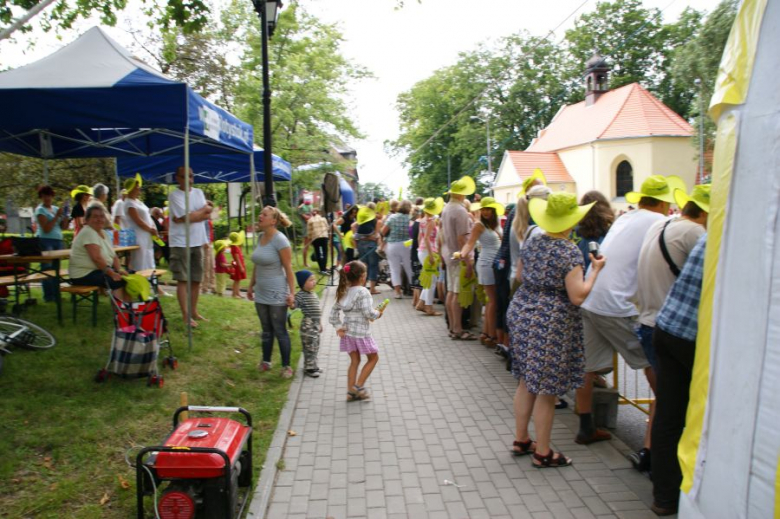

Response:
(392, 0), (736, 198)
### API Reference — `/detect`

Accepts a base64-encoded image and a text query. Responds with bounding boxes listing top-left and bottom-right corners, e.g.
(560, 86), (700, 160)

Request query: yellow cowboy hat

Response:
(446, 176), (476, 196)
(625, 175), (686, 205)
(122, 274), (152, 301)
(528, 192), (595, 233)
(214, 239), (229, 256)
(469, 196), (505, 217)
(123, 173), (143, 192)
(674, 184), (711, 213)
(422, 197), (445, 216)
(356, 206), (376, 225)
(375, 201), (390, 216)
(229, 230), (245, 247)
(70, 185), (93, 199)
(518, 168), (547, 197)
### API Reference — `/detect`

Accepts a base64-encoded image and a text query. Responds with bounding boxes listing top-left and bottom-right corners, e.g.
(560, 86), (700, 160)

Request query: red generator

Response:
(136, 406), (253, 519)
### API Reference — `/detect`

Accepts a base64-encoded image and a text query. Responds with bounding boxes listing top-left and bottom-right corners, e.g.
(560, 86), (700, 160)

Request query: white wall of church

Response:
(650, 137), (697, 189)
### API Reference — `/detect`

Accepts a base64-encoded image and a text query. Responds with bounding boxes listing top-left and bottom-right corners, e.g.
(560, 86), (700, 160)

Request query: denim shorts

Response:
(637, 324), (659, 372)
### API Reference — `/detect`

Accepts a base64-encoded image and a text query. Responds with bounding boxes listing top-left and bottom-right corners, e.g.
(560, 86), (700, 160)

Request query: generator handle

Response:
(173, 406), (252, 428)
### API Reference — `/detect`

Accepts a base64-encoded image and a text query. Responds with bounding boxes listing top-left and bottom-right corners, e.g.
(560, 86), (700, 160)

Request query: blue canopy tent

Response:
(116, 149), (292, 183)
(0, 27), (254, 342)
(0, 27), (253, 159)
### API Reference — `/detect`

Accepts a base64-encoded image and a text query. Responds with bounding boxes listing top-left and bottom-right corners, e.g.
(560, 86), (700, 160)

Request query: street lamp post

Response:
(694, 78), (704, 184)
(252, 0), (283, 207)
(471, 115), (492, 192)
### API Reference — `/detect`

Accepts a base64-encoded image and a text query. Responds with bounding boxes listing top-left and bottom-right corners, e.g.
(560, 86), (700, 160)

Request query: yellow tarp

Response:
(680, 0), (768, 496)
(679, 112), (737, 494)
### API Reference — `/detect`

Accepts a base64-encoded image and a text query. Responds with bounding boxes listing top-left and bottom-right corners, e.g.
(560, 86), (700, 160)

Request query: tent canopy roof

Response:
(0, 27), (253, 158)
(117, 148), (292, 184)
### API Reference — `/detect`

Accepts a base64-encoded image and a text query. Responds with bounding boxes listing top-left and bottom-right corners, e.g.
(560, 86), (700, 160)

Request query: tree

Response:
(235, 2), (370, 169)
(563, 0), (666, 94)
(0, 0), (210, 42)
(668, 0), (737, 174)
(391, 33), (568, 198)
(358, 182), (393, 204)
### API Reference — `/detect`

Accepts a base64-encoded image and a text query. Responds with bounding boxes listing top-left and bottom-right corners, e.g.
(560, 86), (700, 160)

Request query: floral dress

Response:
(507, 234), (585, 395)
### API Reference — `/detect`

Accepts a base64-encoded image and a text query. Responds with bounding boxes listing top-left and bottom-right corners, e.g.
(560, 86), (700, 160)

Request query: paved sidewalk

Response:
(260, 286), (659, 519)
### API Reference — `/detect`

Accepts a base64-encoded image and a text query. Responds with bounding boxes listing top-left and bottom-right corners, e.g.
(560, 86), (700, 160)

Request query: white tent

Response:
(678, 0), (780, 517)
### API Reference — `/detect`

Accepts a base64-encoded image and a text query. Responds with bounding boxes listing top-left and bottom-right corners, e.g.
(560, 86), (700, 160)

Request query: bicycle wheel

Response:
(0, 317), (56, 351)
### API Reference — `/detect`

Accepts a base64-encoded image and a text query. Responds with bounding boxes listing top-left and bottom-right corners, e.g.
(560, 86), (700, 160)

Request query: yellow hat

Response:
(625, 175), (686, 204)
(70, 185), (93, 199)
(214, 240), (229, 256)
(528, 192), (595, 233)
(519, 168), (547, 197)
(229, 230), (245, 247)
(446, 176), (476, 196)
(375, 201), (390, 216)
(356, 206), (376, 225)
(123, 173), (143, 192)
(123, 274), (152, 301)
(469, 196), (505, 217)
(422, 197), (444, 216)
(674, 184), (711, 213)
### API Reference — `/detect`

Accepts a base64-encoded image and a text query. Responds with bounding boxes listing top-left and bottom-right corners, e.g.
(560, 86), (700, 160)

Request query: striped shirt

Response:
(656, 233), (707, 342)
(294, 290), (322, 321)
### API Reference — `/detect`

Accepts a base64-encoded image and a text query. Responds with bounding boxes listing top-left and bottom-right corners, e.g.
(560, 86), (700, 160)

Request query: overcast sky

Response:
(2, 0), (717, 194)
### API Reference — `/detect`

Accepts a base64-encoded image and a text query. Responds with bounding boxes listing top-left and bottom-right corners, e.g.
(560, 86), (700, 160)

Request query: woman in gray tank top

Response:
(247, 206), (297, 378)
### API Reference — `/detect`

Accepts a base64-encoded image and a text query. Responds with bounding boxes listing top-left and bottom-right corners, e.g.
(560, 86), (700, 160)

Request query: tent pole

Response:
(184, 129), (193, 351)
(289, 178), (298, 266)
(226, 182), (231, 235)
(43, 159), (49, 185)
(114, 160), (121, 204)
(250, 152), (257, 249)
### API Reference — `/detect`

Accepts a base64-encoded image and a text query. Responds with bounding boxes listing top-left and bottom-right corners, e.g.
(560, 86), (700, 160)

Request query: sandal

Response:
(452, 331), (478, 341)
(532, 450), (572, 468)
(484, 336), (498, 348)
(479, 333), (489, 345)
(511, 439), (536, 457)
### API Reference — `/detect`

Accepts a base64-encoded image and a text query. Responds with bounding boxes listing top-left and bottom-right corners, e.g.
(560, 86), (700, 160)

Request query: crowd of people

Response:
(294, 171), (709, 516)
(30, 167), (710, 515)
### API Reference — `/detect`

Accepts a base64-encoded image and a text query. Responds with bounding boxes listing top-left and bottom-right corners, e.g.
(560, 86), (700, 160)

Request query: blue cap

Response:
(295, 270), (315, 290)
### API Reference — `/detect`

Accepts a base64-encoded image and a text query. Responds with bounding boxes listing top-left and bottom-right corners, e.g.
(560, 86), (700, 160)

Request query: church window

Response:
(616, 160), (633, 197)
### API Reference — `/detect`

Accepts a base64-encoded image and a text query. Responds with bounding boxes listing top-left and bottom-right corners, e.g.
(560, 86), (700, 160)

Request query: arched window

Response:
(616, 160), (633, 197)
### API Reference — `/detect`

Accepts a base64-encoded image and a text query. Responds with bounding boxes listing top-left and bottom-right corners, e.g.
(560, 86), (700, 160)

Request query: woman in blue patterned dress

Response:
(508, 192), (606, 468)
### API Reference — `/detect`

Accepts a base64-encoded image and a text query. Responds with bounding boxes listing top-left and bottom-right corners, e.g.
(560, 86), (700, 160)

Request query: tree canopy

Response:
(391, 0), (736, 198)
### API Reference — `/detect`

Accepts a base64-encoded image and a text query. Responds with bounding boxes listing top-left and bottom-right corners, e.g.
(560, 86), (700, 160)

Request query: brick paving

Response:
(258, 286), (660, 519)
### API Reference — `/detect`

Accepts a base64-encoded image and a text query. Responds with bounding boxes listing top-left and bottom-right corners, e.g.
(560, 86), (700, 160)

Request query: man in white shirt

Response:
(575, 175), (684, 448)
(168, 166), (213, 327)
(629, 185), (708, 472)
(111, 189), (126, 229)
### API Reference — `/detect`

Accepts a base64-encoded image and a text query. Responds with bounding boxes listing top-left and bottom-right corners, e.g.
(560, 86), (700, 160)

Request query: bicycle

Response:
(0, 314), (56, 375)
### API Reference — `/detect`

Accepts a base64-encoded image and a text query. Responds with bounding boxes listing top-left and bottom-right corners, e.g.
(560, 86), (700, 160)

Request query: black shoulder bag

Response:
(658, 220), (681, 277)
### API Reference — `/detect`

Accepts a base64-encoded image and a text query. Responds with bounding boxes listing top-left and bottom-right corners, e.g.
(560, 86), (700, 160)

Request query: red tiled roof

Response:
(527, 83), (693, 153)
(507, 151), (574, 183)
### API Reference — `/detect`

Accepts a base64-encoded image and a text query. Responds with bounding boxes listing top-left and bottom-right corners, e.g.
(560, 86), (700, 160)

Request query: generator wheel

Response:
(94, 369), (108, 383)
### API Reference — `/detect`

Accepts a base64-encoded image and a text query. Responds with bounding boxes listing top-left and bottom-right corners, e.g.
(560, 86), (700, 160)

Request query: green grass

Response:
(0, 284), (316, 518)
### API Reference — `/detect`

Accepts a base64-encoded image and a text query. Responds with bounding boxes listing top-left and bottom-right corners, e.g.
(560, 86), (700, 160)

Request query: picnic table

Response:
(0, 245), (139, 323)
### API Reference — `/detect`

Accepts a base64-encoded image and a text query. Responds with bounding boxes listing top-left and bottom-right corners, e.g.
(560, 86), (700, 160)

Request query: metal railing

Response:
(612, 352), (653, 415)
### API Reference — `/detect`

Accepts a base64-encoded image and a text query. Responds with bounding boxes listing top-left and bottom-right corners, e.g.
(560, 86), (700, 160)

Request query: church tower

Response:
(584, 53), (610, 106)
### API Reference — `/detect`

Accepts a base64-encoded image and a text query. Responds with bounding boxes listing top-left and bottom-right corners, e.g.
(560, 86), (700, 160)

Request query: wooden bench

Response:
(0, 269), (69, 287)
(60, 285), (100, 327)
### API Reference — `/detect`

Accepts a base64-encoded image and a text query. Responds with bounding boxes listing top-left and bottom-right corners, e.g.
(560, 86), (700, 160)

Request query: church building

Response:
(493, 54), (697, 204)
